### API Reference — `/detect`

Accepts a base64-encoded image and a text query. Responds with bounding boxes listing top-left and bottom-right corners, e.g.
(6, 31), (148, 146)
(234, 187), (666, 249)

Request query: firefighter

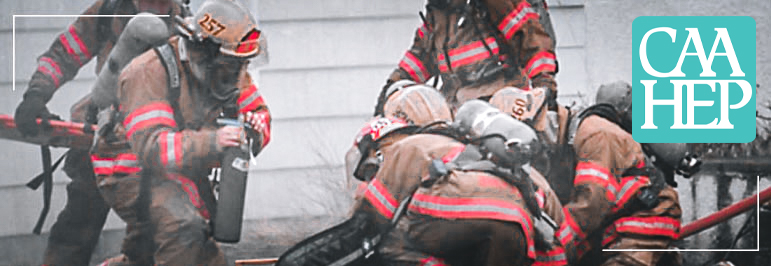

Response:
(12, 0), (188, 265)
(352, 98), (564, 265)
(368, 101), (562, 266)
(90, 0), (270, 264)
(582, 82), (690, 266)
(346, 82), (454, 186)
(373, 0), (558, 115)
(490, 83), (697, 265)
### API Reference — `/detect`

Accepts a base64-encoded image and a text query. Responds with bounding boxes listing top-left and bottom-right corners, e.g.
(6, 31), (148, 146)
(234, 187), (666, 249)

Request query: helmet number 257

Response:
(198, 13), (226, 36)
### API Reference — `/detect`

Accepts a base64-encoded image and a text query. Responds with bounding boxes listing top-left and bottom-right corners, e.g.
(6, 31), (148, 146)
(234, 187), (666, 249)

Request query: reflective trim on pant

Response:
(613, 216), (680, 239)
(534, 246), (568, 266)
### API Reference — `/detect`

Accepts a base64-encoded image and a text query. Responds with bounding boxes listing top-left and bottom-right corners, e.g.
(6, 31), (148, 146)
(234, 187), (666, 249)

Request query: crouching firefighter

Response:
(279, 91), (564, 266)
(278, 82), (456, 266)
(489, 82), (701, 266)
(90, 0), (271, 265)
(346, 81), (455, 188)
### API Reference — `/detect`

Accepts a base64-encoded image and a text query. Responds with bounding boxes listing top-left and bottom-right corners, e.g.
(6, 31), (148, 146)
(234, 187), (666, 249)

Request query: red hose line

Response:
(235, 258), (278, 265)
(680, 186), (771, 239)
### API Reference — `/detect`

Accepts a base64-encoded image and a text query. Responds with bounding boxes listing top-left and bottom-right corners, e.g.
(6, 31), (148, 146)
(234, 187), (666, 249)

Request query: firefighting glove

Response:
(248, 129), (264, 157)
(533, 212), (558, 251)
(14, 92), (60, 137)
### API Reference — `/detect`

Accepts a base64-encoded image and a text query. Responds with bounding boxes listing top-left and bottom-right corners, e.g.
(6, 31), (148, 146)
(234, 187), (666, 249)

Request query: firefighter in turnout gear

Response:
(578, 82), (685, 266)
(91, 0), (271, 264)
(346, 82), (454, 187)
(362, 101), (564, 266)
(374, 0), (558, 115)
(12, 0), (188, 265)
(343, 94), (566, 265)
(490, 83), (688, 266)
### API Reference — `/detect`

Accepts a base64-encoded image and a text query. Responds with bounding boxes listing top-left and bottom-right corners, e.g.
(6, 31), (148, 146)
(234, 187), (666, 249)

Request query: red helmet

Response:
(345, 117), (412, 181)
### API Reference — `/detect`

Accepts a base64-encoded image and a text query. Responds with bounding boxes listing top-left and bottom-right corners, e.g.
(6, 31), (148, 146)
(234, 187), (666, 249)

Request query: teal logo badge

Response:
(632, 16), (756, 143)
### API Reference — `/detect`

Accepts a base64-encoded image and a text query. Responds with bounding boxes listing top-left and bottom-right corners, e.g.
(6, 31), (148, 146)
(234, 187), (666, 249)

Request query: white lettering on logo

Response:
(639, 27), (750, 130)
(640, 27), (744, 78)
(641, 80), (752, 129)
(640, 27), (682, 77)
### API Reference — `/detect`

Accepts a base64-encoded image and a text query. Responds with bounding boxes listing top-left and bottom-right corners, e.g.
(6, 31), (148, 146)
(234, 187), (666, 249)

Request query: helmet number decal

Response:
(508, 88), (546, 121)
(198, 13), (226, 36)
(512, 98), (528, 120)
(369, 118), (393, 140)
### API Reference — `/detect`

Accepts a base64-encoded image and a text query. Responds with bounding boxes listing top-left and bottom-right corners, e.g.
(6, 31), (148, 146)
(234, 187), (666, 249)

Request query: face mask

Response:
(207, 56), (248, 101)
(185, 37), (249, 101)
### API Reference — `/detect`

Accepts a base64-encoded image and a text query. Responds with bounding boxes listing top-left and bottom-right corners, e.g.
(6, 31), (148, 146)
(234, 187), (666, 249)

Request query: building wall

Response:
(0, 0), (768, 265)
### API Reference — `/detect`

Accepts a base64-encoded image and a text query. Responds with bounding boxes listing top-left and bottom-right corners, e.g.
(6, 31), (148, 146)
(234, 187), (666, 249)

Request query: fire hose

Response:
(679, 185), (771, 239)
(235, 258), (278, 265)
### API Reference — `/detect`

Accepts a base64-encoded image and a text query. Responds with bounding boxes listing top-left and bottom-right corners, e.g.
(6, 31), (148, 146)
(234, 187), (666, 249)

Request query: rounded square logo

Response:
(632, 16), (756, 143)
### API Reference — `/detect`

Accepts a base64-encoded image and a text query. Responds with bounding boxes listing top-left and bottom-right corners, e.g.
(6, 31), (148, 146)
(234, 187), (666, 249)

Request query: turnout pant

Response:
(595, 187), (683, 266)
(96, 170), (225, 266)
(43, 149), (111, 266)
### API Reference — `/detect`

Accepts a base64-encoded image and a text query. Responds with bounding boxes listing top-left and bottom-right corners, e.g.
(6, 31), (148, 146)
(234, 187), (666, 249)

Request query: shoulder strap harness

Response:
(153, 43), (185, 129)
